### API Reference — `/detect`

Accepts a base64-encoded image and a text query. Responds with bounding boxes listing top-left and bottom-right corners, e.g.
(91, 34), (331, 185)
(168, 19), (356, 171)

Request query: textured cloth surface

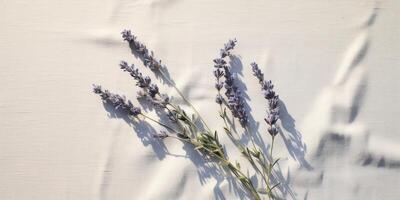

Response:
(1, 0), (399, 199)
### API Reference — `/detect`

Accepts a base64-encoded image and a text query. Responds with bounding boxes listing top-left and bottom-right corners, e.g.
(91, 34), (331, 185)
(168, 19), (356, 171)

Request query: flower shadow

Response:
(278, 101), (313, 170)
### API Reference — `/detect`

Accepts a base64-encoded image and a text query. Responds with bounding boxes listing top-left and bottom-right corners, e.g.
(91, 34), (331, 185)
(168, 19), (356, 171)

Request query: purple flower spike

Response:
(212, 39), (247, 126)
(251, 62), (264, 83)
(251, 62), (280, 136)
(121, 29), (134, 42)
(121, 29), (162, 71)
(220, 39), (237, 58)
(119, 61), (169, 107)
(92, 84), (141, 117)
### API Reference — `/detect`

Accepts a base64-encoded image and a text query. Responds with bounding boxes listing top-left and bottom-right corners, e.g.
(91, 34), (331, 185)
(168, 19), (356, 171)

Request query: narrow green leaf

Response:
(271, 158), (280, 168)
(270, 183), (280, 191)
(223, 127), (231, 135)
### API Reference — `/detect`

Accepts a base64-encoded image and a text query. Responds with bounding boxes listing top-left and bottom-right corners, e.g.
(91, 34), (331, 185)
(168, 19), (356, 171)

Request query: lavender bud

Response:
(119, 61), (129, 70)
(269, 96), (279, 110)
(251, 62), (264, 82)
(214, 68), (224, 78)
(92, 84), (102, 94)
(102, 90), (111, 99)
(268, 126), (279, 136)
(148, 84), (159, 98)
(220, 39), (237, 58)
(265, 113), (278, 126)
(263, 89), (276, 100)
(263, 80), (274, 90)
(121, 29), (134, 42)
(215, 82), (224, 91)
(215, 94), (224, 104)
(144, 76), (151, 86)
(213, 58), (227, 68)
(93, 85), (141, 117)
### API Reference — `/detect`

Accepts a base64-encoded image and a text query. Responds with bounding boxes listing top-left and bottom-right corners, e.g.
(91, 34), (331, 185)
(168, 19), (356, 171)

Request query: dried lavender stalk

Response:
(251, 62), (281, 197)
(119, 61), (170, 106)
(92, 84), (142, 116)
(213, 41), (278, 198)
(213, 39), (248, 127)
(251, 62), (280, 137)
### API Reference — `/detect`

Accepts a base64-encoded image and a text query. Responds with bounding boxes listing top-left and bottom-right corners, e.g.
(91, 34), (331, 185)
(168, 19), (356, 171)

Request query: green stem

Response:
(218, 103), (271, 197)
(158, 68), (211, 132)
(200, 144), (261, 200)
(266, 135), (276, 199)
(140, 113), (178, 133)
(167, 103), (199, 131)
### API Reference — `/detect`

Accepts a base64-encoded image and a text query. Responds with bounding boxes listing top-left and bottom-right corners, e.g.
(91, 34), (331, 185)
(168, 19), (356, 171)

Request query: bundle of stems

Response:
(92, 29), (281, 200)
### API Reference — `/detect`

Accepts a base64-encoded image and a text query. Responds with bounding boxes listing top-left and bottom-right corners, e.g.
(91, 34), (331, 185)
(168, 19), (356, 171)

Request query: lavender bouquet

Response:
(93, 29), (281, 200)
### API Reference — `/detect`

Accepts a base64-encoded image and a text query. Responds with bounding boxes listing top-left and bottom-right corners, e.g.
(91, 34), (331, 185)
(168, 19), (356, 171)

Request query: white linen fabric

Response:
(1, 0), (399, 199)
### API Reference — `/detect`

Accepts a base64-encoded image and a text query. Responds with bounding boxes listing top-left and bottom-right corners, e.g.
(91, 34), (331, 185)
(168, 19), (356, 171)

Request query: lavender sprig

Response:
(251, 62), (281, 197)
(92, 84), (141, 116)
(251, 62), (264, 83)
(250, 63), (280, 131)
(213, 39), (248, 127)
(119, 61), (171, 107)
(220, 39), (237, 58)
(120, 61), (151, 88)
(121, 30), (162, 71)
(251, 63), (280, 137)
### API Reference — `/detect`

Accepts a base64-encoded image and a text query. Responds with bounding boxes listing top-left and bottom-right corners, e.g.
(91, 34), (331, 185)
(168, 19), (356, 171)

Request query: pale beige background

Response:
(0, 0), (399, 199)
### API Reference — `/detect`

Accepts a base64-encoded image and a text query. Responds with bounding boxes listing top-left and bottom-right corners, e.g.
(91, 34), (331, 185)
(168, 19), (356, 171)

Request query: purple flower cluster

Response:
(120, 61), (169, 106)
(213, 39), (248, 126)
(121, 29), (162, 71)
(251, 62), (264, 83)
(250, 62), (279, 136)
(92, 84), (142, 117)
(213, 58), (226, 105)
(220, 39), (237, 58)
(120, 61), (151, 88)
